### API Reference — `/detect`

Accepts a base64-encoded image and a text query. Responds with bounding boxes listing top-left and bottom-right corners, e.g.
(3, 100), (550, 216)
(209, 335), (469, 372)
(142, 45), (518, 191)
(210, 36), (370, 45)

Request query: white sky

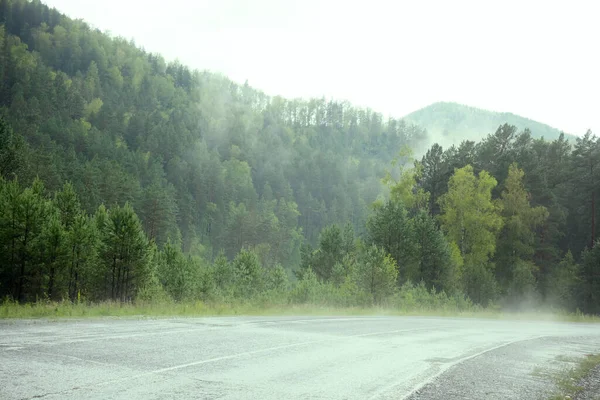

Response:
(44, 0), (599, 135)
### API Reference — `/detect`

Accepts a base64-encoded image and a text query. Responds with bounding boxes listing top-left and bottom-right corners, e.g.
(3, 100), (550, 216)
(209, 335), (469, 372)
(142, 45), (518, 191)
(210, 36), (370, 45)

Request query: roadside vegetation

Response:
(3, 295), (599, 322)
(1, 0), (600, 318)
(539, 354), (600, 400)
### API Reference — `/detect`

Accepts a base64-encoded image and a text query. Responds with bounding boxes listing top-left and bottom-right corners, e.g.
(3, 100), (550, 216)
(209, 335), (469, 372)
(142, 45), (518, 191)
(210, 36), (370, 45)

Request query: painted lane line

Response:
(368, 334), (549, 400)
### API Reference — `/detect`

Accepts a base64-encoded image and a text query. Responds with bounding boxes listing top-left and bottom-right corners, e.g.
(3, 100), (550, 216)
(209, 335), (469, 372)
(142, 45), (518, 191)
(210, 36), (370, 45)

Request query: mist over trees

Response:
(0, 0), (599, 314)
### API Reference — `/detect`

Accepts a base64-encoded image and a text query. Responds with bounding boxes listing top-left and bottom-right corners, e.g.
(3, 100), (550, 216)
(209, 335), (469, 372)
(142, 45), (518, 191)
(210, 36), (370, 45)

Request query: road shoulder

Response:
(405, 336), (600, 400)
(574, 363), (600, 400)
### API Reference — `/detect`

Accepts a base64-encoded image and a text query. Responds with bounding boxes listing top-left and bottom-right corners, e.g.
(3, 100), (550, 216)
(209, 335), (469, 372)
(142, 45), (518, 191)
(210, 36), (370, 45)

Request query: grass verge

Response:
(1, 299), (599, 322)
(543, 354), (600, 400)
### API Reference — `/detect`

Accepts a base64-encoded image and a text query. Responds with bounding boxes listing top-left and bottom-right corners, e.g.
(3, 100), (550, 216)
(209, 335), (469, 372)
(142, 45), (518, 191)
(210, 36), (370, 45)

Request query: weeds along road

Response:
(1, 316), (599, 400)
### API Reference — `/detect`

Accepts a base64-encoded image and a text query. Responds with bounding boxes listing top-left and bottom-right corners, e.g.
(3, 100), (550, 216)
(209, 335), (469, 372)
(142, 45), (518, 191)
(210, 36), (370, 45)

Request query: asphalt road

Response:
(1, 316), (599, 400)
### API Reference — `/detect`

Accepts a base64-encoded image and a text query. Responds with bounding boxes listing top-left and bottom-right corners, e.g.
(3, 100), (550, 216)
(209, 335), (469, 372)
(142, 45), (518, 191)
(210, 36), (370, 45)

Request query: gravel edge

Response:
(573, 363), (600, 400)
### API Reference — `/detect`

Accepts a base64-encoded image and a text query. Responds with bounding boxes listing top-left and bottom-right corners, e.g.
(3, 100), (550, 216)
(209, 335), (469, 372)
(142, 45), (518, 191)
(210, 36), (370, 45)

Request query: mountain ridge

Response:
(404, 101), (577, 147)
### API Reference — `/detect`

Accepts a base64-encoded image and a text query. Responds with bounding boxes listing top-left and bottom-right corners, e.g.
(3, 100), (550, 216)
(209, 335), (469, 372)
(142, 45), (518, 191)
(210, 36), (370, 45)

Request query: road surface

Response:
(1, 316), (599, 399)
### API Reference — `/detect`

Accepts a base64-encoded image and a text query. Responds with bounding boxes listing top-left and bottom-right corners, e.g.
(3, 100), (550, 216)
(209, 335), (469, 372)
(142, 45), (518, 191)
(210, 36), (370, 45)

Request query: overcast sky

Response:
(44, 0), (599, 135)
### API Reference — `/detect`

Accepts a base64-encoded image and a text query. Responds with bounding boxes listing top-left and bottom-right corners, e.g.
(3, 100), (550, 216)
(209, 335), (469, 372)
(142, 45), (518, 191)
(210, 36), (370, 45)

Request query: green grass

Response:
(1, 299), (599, 322)
(547, 353), (600, 400)
(0, 299), (477, 319)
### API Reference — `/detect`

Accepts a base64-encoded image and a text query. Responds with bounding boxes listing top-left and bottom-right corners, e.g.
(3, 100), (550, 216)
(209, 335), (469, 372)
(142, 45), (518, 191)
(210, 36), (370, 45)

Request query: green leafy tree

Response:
(1, 0), (600, 313)
(439, 165), (503, 304)
(383, 148), (429, 213)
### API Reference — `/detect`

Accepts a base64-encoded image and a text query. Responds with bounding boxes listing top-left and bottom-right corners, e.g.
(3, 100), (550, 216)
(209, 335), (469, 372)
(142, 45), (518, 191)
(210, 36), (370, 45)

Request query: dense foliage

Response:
(0, 0), (429, 260)
(0, 0), (599, 314)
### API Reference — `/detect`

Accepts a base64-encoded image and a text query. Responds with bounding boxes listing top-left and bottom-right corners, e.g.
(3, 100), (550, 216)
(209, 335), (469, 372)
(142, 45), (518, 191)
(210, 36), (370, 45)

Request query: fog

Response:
(44, 0), (599, 136)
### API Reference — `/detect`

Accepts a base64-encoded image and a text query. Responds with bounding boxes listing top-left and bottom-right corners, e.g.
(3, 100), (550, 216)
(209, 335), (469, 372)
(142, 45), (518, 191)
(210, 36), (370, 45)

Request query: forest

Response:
(0, 0), (598, 314)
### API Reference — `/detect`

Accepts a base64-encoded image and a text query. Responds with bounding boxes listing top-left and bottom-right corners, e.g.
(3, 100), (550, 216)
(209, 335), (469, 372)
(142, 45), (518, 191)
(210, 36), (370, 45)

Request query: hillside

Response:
(0, 0), (428, 264)
(404, 101), (576, 146)
(1, 0), (599, 314)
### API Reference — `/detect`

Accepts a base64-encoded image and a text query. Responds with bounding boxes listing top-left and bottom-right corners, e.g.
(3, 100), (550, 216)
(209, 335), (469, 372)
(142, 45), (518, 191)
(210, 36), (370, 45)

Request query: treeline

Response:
(0, 0), (599, 314)
(0, 172), (296, 304)
(3, 127), (599, 314)
(0, 0), (428, 271)
(413, 125), (600, 312)
(297, 124), (600, 313)
(0, 172), (474, 314)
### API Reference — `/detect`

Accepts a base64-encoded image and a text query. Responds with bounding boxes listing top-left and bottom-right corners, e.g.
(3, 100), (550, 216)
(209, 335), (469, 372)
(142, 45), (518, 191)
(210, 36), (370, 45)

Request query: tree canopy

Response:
(0, 0), (599, 314)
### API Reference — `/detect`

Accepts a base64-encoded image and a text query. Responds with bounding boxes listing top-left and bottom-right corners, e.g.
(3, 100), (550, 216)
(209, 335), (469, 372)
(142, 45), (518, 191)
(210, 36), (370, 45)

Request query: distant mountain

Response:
(404, 102), (576, 147)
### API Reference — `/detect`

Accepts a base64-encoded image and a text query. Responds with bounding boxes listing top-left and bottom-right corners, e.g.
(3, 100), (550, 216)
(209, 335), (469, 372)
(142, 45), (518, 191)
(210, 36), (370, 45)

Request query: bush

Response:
(390, 281), (476, 313)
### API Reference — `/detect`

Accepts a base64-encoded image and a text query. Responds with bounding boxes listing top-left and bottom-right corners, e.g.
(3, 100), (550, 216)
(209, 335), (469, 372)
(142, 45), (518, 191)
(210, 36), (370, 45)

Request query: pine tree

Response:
(66, 213), (97, 301)
(98, 202), (149, 301)
(569, 131), (599, 252)
(157, 239), (195, 301)
(12, 178), (48, 302)
(496, 164), (548, 299)
(138, 182), (178, 246)
(419, 143), (446, 215)
(356, 245), (398, 304)
(580, 242), (600, 314)
(232, 248), (263, 298)
(545, 251), (580, 311)
(38, 210), (65, 299)
(0, 117), (26, 179)
(367, 200), (416, 284)
(412, 210), (456, 292)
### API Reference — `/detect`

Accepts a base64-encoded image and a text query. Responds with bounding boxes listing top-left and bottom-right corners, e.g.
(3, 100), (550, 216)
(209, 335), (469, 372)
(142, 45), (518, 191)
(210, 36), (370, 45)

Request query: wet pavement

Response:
(1, 316), (599, 399)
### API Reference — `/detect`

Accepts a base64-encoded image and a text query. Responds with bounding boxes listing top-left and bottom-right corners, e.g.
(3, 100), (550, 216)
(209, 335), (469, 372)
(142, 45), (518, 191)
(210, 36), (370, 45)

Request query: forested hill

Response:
(0, 0), (428, 262)
(404, 102), (576, 146)
(1, 0), (599, 314)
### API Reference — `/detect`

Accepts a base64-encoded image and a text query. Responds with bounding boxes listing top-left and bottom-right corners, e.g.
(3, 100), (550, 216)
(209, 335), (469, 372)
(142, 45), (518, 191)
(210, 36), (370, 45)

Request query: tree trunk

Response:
(116, 262), (122, 302)
(68, 245), (76, 301)
(148, 199), (157, 242)
(111, 255), (117, 300)
(73, 268), (79, 302)
(123, 267), (130, 302)
(47, 266), (55, 300)
(17, 221), (29, 303)
(10, 208), (16, 298)
(592, 190), (596, 248)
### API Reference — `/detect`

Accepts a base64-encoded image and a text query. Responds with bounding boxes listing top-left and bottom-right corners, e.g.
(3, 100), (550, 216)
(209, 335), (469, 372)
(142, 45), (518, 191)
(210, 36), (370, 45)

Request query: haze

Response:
(42, 0), (600, 135)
